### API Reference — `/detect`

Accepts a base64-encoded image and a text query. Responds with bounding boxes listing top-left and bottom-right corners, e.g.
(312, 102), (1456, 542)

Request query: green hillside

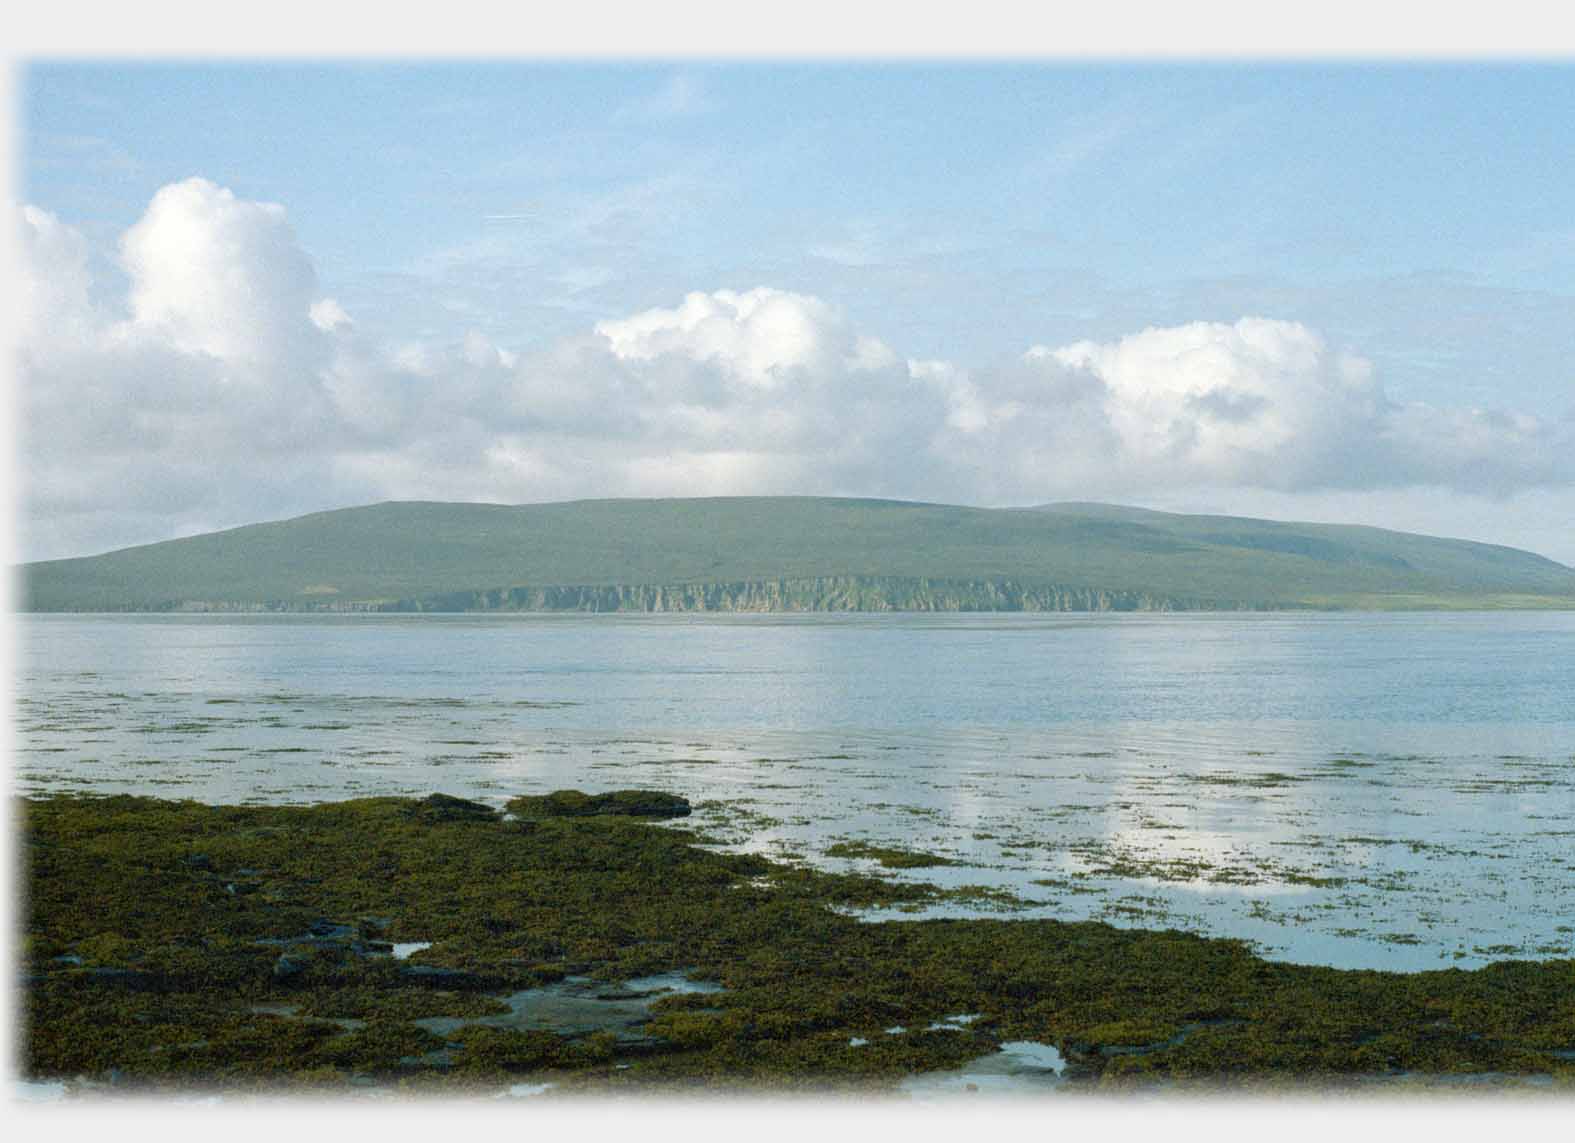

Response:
(19, 497), (1575, 612)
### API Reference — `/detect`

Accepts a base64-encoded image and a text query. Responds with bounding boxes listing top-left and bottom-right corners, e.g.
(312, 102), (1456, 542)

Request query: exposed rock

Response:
(400, 964), (484, 988)
(81, 968), (164, 992)
(255, 917), (392, 961)
(403, 793), (499, 824)
(505, 789), (691, 820)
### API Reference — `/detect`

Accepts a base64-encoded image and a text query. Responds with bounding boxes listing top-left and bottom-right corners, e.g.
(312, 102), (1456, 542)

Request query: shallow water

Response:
(898, 1039), (1066, 1098)
(14, 611), (1575, 972)
(411, 972), (724, 1041)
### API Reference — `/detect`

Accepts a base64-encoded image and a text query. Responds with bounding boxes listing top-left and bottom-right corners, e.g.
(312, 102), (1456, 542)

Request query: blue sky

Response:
(16, 61), (1575, 562)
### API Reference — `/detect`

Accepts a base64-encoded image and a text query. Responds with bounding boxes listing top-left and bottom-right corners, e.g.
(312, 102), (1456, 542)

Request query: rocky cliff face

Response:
(171, 576), (1250, 613)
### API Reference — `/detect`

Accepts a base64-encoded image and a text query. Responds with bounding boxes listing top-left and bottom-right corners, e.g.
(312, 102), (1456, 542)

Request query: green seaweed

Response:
(824, 841), (956, 869)
(505, 789), (692, 819)
(18, 791), (1575, 1096)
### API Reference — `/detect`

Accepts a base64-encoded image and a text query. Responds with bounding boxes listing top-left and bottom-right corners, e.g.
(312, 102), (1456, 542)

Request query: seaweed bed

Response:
(18, 790), (1575, 1098)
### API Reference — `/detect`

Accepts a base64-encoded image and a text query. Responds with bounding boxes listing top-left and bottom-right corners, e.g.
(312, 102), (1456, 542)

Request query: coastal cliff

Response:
(162, 576), (1232, 614)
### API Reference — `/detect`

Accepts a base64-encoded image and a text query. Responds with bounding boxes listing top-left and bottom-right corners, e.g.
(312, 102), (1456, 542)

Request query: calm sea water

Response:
(14, 612), (1575, 973)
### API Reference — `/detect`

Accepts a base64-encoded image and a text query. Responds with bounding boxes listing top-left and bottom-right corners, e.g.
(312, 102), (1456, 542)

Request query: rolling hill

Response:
(19, 497), (1575, 612)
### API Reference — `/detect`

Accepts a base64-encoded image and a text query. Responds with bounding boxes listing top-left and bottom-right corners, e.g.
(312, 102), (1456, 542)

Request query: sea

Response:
(14, 611), (1575, 974)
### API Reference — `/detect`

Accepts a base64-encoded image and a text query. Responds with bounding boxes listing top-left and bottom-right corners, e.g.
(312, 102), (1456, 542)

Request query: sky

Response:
(14, 60), (1575, 563)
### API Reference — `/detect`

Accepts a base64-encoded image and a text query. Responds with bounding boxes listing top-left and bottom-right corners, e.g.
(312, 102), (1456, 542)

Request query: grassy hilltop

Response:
(19, 497), (1575, 612)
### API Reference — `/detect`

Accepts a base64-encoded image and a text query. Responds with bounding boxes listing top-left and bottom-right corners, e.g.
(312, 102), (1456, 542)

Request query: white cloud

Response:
(309, 297), (353, 333)
(1025, 318), (1573, 495)
(17, 184), (350, 557)
(16, 203), (98, 355)
(15, 180), (1575, 564)
(1032, 318), (1382, 489)
(595, 287), (897, 389)
(119, 178), (322, 366)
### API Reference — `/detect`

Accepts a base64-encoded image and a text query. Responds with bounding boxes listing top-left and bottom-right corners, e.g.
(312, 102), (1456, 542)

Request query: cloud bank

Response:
(16, 179), (1575, 560)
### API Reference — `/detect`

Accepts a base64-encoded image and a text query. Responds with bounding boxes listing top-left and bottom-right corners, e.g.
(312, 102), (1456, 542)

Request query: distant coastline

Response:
(37, 574), (1575, 615)
(21, 497), (1575, 613)
(55, 577), (1235, 614)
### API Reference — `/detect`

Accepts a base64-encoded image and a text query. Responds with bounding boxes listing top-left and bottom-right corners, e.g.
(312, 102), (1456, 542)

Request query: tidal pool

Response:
(411, 973), (724, 1041)
(898, 1040), (1067, 1098)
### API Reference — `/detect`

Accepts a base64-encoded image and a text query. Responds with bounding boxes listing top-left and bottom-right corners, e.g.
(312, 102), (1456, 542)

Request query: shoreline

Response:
(18, 790), (1575, 1097)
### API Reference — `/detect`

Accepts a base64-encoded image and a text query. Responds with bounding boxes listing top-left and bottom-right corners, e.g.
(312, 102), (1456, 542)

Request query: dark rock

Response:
(506, 789), (692, 819)
(83, 968), (163, 992)
(404, 793), (499, 824)
(183, 853), (213, 871)
(400, 964), (483, 988)
(255, 917), (401, 963)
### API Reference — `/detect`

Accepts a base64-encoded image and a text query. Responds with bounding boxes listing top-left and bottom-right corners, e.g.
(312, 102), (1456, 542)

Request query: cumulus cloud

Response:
(595, 287), (883, 387)
(496, 287), (941, 498)
(17, 203), (100, 357)
(18, 183), (348, 556)
(119, 179), (323, 367)
(1017, 319), (1573, 495)
(1040, 319), (1376, 485)
(14, 179), (1575, 561)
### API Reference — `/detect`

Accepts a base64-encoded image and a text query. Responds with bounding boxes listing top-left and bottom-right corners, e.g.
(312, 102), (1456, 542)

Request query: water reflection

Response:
(16, 612), (1575, 972)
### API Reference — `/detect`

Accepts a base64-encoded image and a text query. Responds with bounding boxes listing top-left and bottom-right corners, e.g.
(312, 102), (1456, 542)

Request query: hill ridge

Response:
(21, 497), (1575, 612)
